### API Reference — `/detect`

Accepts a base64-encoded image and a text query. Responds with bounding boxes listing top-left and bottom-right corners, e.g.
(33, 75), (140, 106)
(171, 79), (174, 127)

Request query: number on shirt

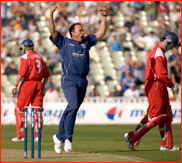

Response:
(35, 60), (41, 74)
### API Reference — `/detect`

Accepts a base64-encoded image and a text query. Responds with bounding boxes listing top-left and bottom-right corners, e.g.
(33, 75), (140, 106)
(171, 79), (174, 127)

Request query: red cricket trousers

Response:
(145, 80), (170, 119)
(17, 80), (44, 112)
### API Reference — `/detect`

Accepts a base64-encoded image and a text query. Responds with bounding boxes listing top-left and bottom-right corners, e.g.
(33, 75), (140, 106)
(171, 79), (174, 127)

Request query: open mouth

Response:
(81, 35), (84, 39)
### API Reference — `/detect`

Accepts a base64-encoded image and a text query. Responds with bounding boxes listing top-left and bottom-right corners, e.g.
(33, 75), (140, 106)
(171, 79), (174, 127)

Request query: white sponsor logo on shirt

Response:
(72, 53), (85, 57)
(81, 44), (86, 49)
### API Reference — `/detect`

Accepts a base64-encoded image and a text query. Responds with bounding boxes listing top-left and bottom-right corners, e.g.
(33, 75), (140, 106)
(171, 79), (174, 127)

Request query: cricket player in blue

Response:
(49, 5), (107, 154)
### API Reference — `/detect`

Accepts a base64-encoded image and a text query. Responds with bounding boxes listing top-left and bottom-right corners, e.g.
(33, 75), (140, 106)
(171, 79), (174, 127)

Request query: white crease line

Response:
(103, 154), (141, 162)
(118, 156), (140, 162)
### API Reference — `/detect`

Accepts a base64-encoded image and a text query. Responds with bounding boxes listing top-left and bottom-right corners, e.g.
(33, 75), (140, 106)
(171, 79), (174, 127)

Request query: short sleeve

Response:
(43, 62), (51, 78)
(49, 31), (65, 50)
(86, 33), (97, 48)
(18, 58), (29, 76)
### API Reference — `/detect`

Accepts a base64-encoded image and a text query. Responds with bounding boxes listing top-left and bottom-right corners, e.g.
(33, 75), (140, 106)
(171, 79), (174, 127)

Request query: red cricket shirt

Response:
(18, 51), (50, 80)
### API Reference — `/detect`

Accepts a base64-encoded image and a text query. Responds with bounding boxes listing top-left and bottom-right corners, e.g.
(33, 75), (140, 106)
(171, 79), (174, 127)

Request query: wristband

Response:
(14, 84), (17, 87)
(102, 14), (107, 17)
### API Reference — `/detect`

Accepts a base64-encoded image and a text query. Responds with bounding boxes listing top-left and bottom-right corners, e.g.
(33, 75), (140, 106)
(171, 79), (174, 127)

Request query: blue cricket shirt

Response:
(49, 32), (97, 78)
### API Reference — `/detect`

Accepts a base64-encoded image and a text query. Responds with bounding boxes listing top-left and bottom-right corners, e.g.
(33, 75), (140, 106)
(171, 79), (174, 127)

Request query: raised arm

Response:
(95, 7), (107, 41)
(49, 5), (58, 39)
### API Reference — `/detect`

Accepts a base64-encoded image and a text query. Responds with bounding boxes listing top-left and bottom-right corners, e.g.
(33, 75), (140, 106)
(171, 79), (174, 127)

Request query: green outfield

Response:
(1, 124), (181, 162)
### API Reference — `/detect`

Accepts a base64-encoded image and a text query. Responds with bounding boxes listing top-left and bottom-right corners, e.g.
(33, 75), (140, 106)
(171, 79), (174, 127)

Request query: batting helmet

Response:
(163, 32), (179, 49)
(20, 39), (34, 55)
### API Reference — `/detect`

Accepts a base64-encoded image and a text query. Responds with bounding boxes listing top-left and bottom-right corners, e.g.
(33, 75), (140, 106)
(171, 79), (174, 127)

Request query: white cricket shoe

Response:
(12, 137), (24, 142)
(64, 139), (73, 152)
(160, 145), (181, 151)
(124, 133), (136, 151)
(124, 133), (128, 138)
(53, 134), (62, 154)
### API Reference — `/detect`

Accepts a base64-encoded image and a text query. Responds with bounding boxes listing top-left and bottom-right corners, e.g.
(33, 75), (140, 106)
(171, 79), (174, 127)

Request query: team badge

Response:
(81, 44), (86, 49)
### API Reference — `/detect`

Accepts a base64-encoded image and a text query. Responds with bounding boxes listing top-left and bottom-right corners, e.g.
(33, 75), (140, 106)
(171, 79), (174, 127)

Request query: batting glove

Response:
(10, 84), (17, 96)
(171, 84), (179, 96)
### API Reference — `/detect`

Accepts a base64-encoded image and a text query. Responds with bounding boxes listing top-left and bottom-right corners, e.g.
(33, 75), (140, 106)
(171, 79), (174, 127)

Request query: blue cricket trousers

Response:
(56, 75), (87, 142)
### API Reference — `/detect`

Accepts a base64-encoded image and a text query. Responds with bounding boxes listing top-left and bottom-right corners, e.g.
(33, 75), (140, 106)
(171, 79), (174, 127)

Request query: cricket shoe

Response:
(64, 139), (73, 152)
(124, 133), (136, 151)
(124, 133), (128, 139)
(53, 134), (62, 154)
(124, 133), (140, 150)
(12, 137), (24, 142)
(160, 145), (181, 151)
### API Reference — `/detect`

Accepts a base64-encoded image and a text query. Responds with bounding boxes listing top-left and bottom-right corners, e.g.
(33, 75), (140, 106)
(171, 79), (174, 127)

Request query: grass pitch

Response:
(1, 124), (181, 162)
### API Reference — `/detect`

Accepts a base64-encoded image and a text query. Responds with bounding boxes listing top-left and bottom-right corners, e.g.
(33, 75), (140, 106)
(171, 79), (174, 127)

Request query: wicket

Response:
(24, 106), (41, 159)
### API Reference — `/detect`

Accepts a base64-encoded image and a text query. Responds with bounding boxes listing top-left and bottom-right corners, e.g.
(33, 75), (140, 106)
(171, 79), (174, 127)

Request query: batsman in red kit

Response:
(10, 39), (50, 142)
(125, 32), (180, 151)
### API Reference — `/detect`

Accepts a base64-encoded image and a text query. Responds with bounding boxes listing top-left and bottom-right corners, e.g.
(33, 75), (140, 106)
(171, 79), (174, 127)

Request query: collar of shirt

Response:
(72, 39), (85, 50)
(157, 44), (165, 52)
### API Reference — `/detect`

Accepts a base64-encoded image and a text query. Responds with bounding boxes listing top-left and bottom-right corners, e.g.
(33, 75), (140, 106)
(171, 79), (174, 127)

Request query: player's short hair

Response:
(69, 22), (82, 37)
(160, 37), (165, 42)
(25, 46), (34, 51)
